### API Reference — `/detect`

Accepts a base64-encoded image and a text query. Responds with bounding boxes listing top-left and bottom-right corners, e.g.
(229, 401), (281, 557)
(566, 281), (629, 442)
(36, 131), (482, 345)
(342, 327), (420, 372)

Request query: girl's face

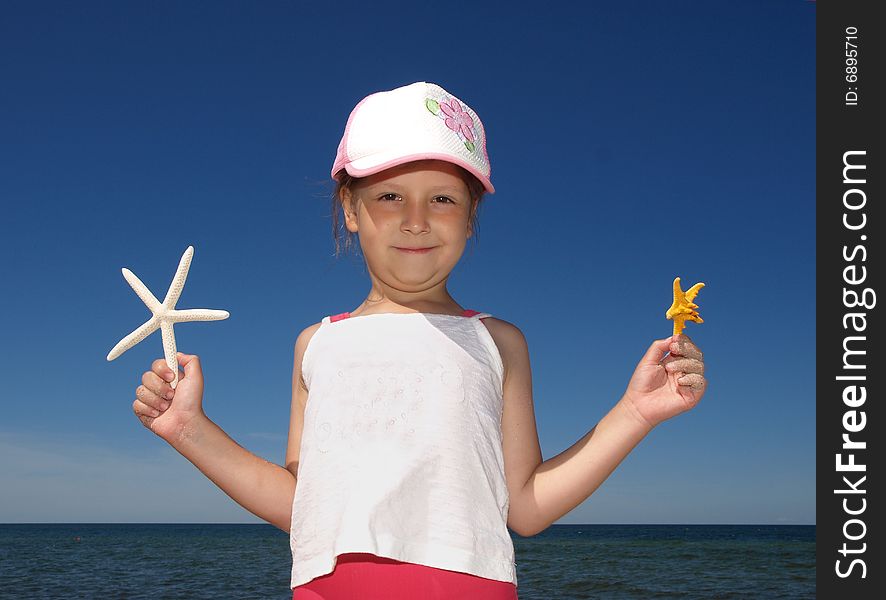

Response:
(341, 159), (474, 294)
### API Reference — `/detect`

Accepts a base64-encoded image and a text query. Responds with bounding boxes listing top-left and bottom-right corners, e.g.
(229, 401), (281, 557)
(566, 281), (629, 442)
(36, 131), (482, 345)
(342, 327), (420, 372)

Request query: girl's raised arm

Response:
(503, 334), (706, 536)
(132, 328), (317, 531)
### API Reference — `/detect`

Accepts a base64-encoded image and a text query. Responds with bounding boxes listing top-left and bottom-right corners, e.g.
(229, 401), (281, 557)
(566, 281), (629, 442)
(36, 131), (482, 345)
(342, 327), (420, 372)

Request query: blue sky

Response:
(0, 1), (815, 525)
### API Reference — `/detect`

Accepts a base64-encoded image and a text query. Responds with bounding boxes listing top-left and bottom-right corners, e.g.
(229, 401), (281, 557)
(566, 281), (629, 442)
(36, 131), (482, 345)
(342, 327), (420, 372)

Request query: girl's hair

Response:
(330, 166), (487, 258)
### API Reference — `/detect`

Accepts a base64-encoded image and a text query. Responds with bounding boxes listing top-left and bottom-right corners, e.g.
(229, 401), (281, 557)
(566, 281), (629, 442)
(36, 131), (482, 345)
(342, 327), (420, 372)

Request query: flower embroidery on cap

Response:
(425, 97), (477, 153)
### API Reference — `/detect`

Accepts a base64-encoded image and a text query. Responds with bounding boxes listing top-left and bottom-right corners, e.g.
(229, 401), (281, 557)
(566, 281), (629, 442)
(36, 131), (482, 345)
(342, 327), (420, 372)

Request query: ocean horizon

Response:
(0, 523), (815, 599)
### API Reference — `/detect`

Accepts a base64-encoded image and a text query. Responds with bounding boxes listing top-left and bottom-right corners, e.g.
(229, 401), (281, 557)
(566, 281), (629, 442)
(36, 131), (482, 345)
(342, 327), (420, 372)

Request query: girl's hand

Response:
(622, 334), (707, 429)
(132, 352), (205, 442)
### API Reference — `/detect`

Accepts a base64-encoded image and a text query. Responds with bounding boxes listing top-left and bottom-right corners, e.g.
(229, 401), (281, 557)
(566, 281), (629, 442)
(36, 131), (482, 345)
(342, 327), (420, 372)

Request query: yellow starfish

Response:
(665, 277), (705, 336)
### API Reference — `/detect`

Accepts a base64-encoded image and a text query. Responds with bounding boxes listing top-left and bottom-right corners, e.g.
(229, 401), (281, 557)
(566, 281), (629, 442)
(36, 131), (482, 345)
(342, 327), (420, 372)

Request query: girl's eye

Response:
(377, 194), (455, 204)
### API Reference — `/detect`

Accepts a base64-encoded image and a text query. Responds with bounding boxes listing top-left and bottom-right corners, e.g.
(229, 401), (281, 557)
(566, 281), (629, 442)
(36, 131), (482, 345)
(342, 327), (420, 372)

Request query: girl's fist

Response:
(132, 352), (205, 442)
(622, 334), (707, 428)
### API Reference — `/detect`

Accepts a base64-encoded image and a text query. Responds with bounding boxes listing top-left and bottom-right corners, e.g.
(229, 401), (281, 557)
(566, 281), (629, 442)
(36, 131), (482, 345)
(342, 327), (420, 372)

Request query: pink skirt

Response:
(292, 552), (519, 600)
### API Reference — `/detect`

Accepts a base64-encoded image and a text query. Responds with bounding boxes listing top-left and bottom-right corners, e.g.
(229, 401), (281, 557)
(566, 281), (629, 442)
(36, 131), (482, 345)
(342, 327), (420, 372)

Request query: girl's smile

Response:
(393, 246), (436, 253)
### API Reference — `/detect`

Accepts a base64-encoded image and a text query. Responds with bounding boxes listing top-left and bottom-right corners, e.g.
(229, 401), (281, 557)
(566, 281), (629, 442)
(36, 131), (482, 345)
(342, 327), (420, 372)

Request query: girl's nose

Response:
(401, 204), (430, 233)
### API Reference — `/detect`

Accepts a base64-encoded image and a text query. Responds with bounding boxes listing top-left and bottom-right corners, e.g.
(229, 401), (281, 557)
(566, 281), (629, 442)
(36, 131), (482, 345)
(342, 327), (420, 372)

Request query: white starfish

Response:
(107, 245), (229, 389)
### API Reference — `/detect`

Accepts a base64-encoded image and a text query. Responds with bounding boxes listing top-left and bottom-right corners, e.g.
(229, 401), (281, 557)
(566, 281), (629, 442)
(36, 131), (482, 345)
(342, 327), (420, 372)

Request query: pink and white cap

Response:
(331, 81), (494, 194)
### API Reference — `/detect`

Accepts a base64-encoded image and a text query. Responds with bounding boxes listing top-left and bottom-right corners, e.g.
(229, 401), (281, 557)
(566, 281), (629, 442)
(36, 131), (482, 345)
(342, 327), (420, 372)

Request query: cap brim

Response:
(343, 152), (495, 194)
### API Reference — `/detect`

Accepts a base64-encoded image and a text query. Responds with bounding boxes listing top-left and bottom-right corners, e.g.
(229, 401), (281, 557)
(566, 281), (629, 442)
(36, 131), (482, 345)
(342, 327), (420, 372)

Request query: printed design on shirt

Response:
(313, 356), (465, 454)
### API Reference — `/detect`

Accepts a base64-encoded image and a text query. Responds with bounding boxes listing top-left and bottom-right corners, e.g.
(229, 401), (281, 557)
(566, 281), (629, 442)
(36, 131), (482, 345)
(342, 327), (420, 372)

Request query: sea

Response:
(0, 524), (814, 599)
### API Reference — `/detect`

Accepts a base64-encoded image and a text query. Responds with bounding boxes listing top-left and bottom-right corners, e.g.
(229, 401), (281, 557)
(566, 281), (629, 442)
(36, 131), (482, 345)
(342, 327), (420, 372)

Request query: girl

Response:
(131, 81), (707, 600)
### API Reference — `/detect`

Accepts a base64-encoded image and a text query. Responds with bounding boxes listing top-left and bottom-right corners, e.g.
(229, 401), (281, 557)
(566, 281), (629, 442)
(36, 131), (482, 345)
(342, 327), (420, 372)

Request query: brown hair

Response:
(330, 166), (487, 258)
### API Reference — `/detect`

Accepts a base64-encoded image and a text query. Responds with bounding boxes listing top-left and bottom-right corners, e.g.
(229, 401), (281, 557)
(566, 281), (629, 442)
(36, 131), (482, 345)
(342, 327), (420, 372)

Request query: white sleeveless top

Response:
(289, 310), (517, 588)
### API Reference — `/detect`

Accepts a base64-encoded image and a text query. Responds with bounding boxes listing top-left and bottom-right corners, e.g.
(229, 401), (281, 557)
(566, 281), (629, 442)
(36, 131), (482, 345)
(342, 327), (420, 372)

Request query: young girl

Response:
(131, 81), (707, 599)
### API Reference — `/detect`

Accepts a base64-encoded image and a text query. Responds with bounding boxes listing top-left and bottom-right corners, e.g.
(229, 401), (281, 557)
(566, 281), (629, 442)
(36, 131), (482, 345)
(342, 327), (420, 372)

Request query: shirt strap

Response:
(464, 309), (492, 319)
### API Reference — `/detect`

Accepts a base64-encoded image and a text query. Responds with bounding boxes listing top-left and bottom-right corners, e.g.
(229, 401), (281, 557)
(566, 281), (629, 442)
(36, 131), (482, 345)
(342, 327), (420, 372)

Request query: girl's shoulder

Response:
(293, 319), (325, 379)
(293, 321), (323, 390)
(296, 320), (325, 346)
(475, 316), (526, 379)
(477, 315), (522, 339)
